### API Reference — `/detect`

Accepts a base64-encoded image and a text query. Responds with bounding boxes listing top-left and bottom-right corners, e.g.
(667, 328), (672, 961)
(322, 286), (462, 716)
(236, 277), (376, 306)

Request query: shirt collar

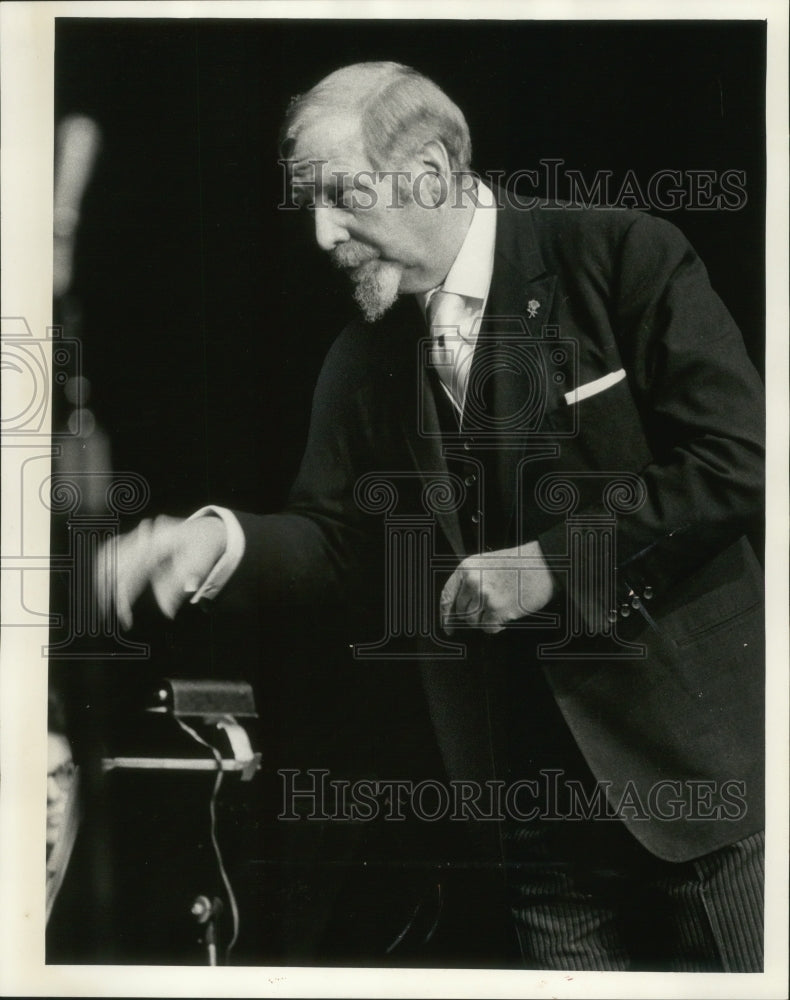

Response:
(416, 180), (498, 313)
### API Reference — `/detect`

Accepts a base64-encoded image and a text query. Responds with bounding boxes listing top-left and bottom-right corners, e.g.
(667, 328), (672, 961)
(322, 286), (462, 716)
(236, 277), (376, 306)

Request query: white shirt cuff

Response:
(186, 506), (246, 603)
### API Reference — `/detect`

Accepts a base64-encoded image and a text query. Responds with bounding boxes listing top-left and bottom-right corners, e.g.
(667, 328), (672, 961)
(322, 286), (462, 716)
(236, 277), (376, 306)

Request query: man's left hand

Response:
(440, 540), (555, 635)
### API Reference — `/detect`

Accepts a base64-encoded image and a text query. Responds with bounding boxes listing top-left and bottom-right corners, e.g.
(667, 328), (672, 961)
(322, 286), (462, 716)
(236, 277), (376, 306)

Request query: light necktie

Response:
(427, 288), (478, 415)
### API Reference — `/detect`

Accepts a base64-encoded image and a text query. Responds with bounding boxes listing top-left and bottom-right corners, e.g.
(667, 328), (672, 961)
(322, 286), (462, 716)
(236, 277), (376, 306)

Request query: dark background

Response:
(48, 17), (766, 966)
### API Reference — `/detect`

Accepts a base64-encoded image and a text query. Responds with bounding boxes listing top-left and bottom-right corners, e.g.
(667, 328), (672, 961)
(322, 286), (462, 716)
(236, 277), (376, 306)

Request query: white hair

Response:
(280, 61), (472, 172)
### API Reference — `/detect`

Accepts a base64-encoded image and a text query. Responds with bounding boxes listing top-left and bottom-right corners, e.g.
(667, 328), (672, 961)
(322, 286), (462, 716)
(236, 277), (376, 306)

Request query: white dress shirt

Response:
(190, 180), (498, 604)
(418, 181), (497, 418)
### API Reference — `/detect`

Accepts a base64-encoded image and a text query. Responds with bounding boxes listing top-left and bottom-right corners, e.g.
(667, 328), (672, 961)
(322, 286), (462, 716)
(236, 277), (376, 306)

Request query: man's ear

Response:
(411, 139), (453, 207)
(417, 139), (452, 178)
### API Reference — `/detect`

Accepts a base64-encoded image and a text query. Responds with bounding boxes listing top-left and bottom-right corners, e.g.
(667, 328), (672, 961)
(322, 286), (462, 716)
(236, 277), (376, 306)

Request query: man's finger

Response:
(93, 518), (156, 630)
(150, 558), (189, 620)
(93, 533), (137, 631)
(116, 584), (134, 632)
(440, 567), (463, 634)
(145, 517), (189, 618)
(93, 537), (116, 624)
(121, 519), (159, 627)
(453, 570), (483, 622)
(479, 609), (506, 635)
(442, 566), (485, 633)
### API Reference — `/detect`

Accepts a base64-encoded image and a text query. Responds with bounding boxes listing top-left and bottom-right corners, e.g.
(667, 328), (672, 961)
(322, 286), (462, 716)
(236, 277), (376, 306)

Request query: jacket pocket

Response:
(564, 368), (626, 406)
(654, 540), (764, 649)
(542, 374), (652, 474)
(671, 600), (761, 649)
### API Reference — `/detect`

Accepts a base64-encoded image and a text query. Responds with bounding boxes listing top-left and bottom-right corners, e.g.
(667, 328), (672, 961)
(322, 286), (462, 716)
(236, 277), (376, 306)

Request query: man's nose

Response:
(313, 205), (349, 252)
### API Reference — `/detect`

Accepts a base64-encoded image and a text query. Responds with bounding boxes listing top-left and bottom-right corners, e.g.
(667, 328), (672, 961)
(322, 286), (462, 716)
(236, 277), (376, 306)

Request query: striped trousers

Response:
(506, 824), (764, 972)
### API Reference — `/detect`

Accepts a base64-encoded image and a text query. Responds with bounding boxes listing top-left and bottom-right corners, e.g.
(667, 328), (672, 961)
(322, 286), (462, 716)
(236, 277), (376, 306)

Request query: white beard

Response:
(331, 242), (404, 322)
(350, 258), (403, 321)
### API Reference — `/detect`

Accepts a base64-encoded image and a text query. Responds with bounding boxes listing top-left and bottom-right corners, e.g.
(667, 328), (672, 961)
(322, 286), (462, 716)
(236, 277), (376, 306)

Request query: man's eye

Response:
(292, 187), (354, 211)
(292, 190), (312, 209)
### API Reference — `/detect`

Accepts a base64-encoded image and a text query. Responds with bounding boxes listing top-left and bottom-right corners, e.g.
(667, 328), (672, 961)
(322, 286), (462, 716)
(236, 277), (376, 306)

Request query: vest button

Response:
(463, 439), (474, 451)
(464, 474), (476, 486)
(471, 510), (482, 524)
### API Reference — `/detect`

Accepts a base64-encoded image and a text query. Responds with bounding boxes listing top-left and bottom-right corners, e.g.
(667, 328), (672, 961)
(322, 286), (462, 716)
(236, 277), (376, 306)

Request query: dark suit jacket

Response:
(224, 200), (764, 864)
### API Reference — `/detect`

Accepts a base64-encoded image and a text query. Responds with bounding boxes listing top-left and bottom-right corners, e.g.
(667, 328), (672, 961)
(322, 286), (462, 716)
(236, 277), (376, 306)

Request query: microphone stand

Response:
(190, 894), (224, 966)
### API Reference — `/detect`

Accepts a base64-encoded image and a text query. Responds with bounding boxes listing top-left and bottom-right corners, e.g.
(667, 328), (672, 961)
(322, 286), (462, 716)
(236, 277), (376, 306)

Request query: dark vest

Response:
(428, 369), (596, 794)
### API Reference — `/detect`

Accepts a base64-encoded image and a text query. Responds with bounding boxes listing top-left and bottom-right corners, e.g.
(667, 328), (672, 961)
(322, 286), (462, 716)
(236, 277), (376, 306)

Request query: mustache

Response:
(329, 241), (380, 270)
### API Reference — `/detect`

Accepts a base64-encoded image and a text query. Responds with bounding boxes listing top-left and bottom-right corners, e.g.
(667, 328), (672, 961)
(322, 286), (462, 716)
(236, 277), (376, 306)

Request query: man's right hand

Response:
(94, 514), (227, 630)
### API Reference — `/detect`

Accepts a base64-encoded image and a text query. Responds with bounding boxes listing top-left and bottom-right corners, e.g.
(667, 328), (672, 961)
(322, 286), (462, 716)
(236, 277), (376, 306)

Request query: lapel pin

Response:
(527, 298), (540, 319)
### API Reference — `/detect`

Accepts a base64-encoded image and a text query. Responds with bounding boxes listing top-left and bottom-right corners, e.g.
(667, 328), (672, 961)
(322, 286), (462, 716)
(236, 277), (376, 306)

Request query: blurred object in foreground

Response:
(55, 372), (113, 516)
(52, 114), (111, 514)
(53, 114), (102, 299)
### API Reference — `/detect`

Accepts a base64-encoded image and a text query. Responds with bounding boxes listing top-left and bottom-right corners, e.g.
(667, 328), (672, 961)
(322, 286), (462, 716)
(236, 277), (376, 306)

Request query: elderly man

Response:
(98, 62), (764, 971)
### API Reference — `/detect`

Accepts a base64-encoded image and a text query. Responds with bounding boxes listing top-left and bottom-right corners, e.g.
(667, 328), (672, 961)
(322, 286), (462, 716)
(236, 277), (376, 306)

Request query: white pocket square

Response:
(564, 368), (626, 406)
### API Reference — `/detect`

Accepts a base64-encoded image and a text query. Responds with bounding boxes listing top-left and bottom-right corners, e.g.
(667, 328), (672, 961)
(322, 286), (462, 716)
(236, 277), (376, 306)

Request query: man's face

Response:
(47, 732), (75, 855)
(290, 115), (446, 320)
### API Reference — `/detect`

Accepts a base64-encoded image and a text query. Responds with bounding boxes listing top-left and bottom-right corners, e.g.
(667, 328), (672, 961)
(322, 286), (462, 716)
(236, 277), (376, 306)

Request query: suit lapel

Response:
(473, 204), (560, 528)
(393, 203), (560, 555)
(392, 298), (467, 558)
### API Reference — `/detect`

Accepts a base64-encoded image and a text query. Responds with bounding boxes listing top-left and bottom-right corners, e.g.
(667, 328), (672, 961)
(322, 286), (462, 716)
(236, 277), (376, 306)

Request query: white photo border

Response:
(1, 1), (787, 997)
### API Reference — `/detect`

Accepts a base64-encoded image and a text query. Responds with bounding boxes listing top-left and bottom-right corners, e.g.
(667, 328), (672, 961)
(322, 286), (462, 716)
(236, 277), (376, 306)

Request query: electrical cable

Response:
(175, 716), (241, 964)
